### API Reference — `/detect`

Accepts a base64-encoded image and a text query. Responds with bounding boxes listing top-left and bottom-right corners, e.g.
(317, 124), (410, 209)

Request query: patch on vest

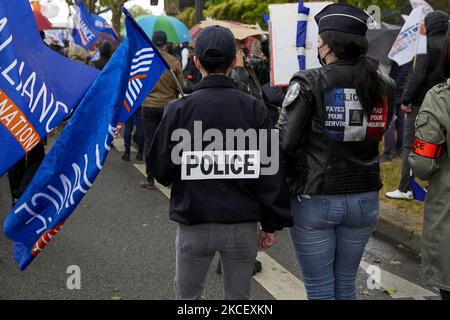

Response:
(324, 88), (388, 142)
(282, 82), (301, 107)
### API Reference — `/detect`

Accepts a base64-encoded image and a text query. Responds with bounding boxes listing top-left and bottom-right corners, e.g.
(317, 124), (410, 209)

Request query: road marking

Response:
(254, 252), (307, 300)
(133, 164), (171, 198)
(125, 149), (437, 301)
(360, 261), (437, 299)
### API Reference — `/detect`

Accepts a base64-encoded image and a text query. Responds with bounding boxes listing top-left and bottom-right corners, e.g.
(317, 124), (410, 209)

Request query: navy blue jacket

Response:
(149, 75), (292, 233)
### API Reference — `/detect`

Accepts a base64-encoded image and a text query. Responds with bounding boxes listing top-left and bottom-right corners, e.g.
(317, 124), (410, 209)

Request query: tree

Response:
(178, 0), (450, 30)
(66, 0), (129, 33)
(195, 0), (205, 23)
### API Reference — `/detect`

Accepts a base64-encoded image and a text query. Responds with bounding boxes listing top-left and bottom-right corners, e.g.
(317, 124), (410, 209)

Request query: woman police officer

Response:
(278, 3), (395, 300)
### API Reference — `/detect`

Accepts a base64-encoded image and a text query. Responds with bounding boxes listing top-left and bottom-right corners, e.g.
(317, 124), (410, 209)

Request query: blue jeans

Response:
(288, 192), (379, 300)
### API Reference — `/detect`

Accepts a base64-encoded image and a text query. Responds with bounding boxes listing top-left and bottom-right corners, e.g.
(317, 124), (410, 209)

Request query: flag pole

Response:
(169, 69), (186, 98)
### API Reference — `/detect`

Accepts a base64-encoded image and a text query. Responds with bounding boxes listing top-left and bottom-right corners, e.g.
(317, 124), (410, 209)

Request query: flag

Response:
(262, 13), (270, 28)
(410, 0), (433, 13)
(410, 176), (427, 201)
(0, 0), (99, 177)
(388, 5), (433, 66)
(296, 0), (310, 70)
(91, 13), (119, 41)
(71, 0), (98, 50)
(324, 88), (388, 142)
(3, 8), (170, 271)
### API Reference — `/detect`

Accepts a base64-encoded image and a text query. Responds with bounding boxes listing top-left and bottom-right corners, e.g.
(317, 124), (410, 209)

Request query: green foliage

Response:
(344, 0), (397, 11)
(177, 7), (196, 29)
(179, 0), (288, 28)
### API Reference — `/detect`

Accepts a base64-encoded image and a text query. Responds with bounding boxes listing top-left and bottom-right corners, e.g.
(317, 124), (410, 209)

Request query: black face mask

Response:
(317, 44), (329, 67)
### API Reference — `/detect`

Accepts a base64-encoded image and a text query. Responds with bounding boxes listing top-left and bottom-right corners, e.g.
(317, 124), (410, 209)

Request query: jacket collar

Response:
(327, 59), (358, 66)
(193, 74), (238, 91)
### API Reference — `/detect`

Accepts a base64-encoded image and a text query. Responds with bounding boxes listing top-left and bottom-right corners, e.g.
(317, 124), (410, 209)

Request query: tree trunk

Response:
(195, 0), (205, 23)
(110, 0), (127, 36)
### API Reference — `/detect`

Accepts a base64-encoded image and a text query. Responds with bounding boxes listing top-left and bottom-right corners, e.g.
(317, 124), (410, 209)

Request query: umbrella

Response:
(132, 15), (191, 44)
(190, 20), (268, 41)
(366, 22), (401, 64)
(33, 10), (52, 31)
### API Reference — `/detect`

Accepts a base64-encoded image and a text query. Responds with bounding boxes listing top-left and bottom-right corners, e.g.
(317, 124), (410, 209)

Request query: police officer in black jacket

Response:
(278, 3), (395, 300)
(149, 26), (292, 300)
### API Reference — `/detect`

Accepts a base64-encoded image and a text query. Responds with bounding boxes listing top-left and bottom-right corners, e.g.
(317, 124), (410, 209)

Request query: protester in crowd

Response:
(149, 26), (292, 300)
(140, 31), (186, 190)
(252, 37), (285, 124)
(183, 46), (202, 89)
(231, 39), (279, 126)
(278, 3), (395, 300)
(231, 40), (264, 101)
(166, 42), (175, 56)
(409, 29), (450, 301)
(381, 61), (412, 162)
(386, 10), (449, 200)
(7, 142), (46, 206)
(174, 41), (190, 71)
(62, 39), (89, 64)
(251, 38), (271, 86)
(90, 41), (113, 70)
(122, 106), (144, 162)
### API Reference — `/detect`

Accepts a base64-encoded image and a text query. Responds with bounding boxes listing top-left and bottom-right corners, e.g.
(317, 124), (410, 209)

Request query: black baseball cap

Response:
(315, 3), (371, 36)
(152, 31), (167, 46)
(195, 26), (236, 64)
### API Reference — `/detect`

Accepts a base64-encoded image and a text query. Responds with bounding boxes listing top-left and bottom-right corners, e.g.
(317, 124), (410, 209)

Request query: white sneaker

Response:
(385, 189), (413, 200)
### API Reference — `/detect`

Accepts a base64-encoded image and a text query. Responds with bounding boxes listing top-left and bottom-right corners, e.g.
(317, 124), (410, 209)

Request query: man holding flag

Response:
(3, 5), (170, 271)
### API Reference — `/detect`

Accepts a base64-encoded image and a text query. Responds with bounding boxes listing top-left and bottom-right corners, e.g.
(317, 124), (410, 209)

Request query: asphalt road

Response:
(0, 143), (441, 300)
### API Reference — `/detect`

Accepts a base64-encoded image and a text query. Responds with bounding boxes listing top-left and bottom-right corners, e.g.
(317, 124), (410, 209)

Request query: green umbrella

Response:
(131, 15), (191, 43)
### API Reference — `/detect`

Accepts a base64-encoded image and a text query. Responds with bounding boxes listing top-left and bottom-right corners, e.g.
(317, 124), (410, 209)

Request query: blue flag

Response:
(72, 0), (98, 50)
(410, 176), (427, 201)
(3, 8), (169, 271)
(296, 0), (310, 70)
(0, 0), (99, 177)
(91, 13), (119, 41)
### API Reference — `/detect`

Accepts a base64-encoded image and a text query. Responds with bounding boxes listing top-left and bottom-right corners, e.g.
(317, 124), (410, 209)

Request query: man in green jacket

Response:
(409, 32), (450, 300)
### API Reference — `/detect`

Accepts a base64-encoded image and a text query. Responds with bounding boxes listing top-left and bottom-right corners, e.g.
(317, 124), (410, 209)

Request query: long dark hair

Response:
(320, 30), (387, 114)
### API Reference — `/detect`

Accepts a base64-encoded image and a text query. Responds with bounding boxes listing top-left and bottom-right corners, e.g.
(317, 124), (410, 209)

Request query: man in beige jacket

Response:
(140, 31), (186, 189)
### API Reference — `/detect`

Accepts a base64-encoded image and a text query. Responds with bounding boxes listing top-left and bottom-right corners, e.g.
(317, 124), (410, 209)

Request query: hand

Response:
(258, 231), (276, 250)
(401, 104), (412, 114)
(235, 49), (245, 67)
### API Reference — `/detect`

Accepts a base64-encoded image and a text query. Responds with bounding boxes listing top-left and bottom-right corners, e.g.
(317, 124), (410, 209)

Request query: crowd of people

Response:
(4, 2), (450, 301)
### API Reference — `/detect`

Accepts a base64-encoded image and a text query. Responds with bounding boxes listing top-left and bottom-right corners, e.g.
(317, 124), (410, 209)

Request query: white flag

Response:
(410, 0), (433, 13)
(388, 7), (430, 66)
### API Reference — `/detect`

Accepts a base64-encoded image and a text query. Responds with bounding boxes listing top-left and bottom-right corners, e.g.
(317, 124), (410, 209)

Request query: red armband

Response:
(412, 138), (442, 159)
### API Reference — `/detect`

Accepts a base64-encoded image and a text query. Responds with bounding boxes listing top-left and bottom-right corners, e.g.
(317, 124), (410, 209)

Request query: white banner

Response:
(388, 6), (429, 66)
(410, 0), (433, 13)
(269, 2), (332, 86)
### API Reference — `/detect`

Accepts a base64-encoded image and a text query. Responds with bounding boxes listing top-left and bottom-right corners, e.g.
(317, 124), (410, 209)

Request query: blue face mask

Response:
(242, 47), (249, 57)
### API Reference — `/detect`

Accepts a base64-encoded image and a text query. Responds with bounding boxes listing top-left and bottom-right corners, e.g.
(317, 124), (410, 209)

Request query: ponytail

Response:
(354, 56), (386, 114)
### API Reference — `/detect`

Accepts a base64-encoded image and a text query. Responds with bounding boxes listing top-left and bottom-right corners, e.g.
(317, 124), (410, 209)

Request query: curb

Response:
(374, 204), (422, 254)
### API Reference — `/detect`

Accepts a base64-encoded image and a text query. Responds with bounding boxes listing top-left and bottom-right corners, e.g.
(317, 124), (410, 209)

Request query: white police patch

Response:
(282, 82), (301, 107)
